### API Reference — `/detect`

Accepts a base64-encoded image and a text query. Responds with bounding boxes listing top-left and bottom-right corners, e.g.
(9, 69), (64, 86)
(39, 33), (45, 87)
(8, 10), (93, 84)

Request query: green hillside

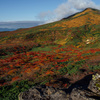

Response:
(0, 8), (100, 100)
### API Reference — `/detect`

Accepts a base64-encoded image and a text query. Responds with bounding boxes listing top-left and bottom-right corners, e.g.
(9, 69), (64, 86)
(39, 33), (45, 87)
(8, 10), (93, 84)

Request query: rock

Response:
(69, 73), (100, 100)
(18, 85), (69, 100)
(69, 88), (96, 100)
(88, 73), (100, 95)
(18, 73), (100, 100)
(18, 92), (24, 100)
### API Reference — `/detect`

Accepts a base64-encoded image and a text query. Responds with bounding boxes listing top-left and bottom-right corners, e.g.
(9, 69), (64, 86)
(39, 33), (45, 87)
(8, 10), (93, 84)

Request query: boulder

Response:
(18, 73), (100, 100)
(18, 85), (69, 100)
(88, 73), (100, 94)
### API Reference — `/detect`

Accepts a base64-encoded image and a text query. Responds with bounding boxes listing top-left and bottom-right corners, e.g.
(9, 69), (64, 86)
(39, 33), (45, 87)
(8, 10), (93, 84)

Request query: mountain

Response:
(0, 8), (100, 100)
(0, 8), (100, 47)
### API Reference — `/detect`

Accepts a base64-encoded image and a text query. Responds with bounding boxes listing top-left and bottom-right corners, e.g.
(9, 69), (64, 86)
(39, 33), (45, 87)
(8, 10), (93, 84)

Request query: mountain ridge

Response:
(62, 7), (100, 19)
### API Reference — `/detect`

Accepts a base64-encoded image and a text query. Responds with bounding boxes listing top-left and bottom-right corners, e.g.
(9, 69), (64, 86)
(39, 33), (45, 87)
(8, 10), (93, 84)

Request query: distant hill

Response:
(0, 21), (44, 32)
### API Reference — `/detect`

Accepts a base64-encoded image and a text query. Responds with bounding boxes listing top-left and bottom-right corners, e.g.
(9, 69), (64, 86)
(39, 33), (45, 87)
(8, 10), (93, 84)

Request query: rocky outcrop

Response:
(18, 85), (69, 100)
(88, 73), (100, 95)
(18, 73), (100, 100)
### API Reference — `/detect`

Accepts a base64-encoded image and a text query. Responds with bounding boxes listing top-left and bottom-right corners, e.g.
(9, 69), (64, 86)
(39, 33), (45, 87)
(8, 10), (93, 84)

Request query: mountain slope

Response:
(0, 8), (100, 100)
(0, 8), (100, 47)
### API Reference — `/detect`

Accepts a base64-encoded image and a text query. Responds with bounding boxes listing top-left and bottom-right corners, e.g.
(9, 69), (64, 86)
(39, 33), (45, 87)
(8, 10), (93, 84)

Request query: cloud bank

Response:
(37, 0), (100, 23)
(0, 21), (44, 31)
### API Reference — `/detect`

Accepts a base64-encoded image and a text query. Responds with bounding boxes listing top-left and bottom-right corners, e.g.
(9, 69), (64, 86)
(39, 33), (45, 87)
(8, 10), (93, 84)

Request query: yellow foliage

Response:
(50, 11), (100, 29)
(73, 8), (92, 18)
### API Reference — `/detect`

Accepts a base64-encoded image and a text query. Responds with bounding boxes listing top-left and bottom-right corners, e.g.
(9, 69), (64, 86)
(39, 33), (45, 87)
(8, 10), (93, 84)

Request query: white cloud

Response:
(37, 0), (100, 23)
(36, 11), (53, 21)
(0, 21), (44, 29)
(69, 0), (100, 10)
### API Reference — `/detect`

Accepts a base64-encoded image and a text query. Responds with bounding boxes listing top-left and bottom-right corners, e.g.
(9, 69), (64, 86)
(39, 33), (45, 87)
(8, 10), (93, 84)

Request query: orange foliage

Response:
(45, 71), (54, 75)
(34, 66), (40, 70)
(8, 69), (17, 75)
(24, 68), (32, 73)
(12, 76), (19, 81)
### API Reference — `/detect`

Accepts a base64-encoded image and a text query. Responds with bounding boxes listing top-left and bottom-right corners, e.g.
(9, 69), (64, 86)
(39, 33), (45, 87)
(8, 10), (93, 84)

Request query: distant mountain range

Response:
(0, 21), (44, 32)
(0, 28), (16, 32)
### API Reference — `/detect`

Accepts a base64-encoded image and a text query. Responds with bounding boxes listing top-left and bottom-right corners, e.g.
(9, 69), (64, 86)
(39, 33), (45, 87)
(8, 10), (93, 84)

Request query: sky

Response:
(0, 0), (100, 30)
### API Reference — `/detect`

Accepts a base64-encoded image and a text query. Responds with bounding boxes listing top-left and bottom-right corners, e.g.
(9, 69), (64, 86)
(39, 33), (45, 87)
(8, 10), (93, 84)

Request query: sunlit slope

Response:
(52, 8), (100, 28)
(0, 8), (100, 47)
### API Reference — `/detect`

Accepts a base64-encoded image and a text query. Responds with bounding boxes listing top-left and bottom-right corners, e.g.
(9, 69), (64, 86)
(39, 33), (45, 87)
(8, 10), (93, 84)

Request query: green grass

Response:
(58, 67), (68, 75)
(58, 60), (86, 75)
(89, 64), (100, 71)
(31, 45), (58, 52)
(0, 80), (35, 100)
(67, 65), (80, 75)
(67, 61), (85, 75)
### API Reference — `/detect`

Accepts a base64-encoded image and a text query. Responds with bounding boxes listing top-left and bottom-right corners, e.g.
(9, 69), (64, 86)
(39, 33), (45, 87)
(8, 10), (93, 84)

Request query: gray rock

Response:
(18, 85), (69, 100)
(88, 73), (100, 95)
(18, 73), (100, 100)
(69, 88), (96, 100)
